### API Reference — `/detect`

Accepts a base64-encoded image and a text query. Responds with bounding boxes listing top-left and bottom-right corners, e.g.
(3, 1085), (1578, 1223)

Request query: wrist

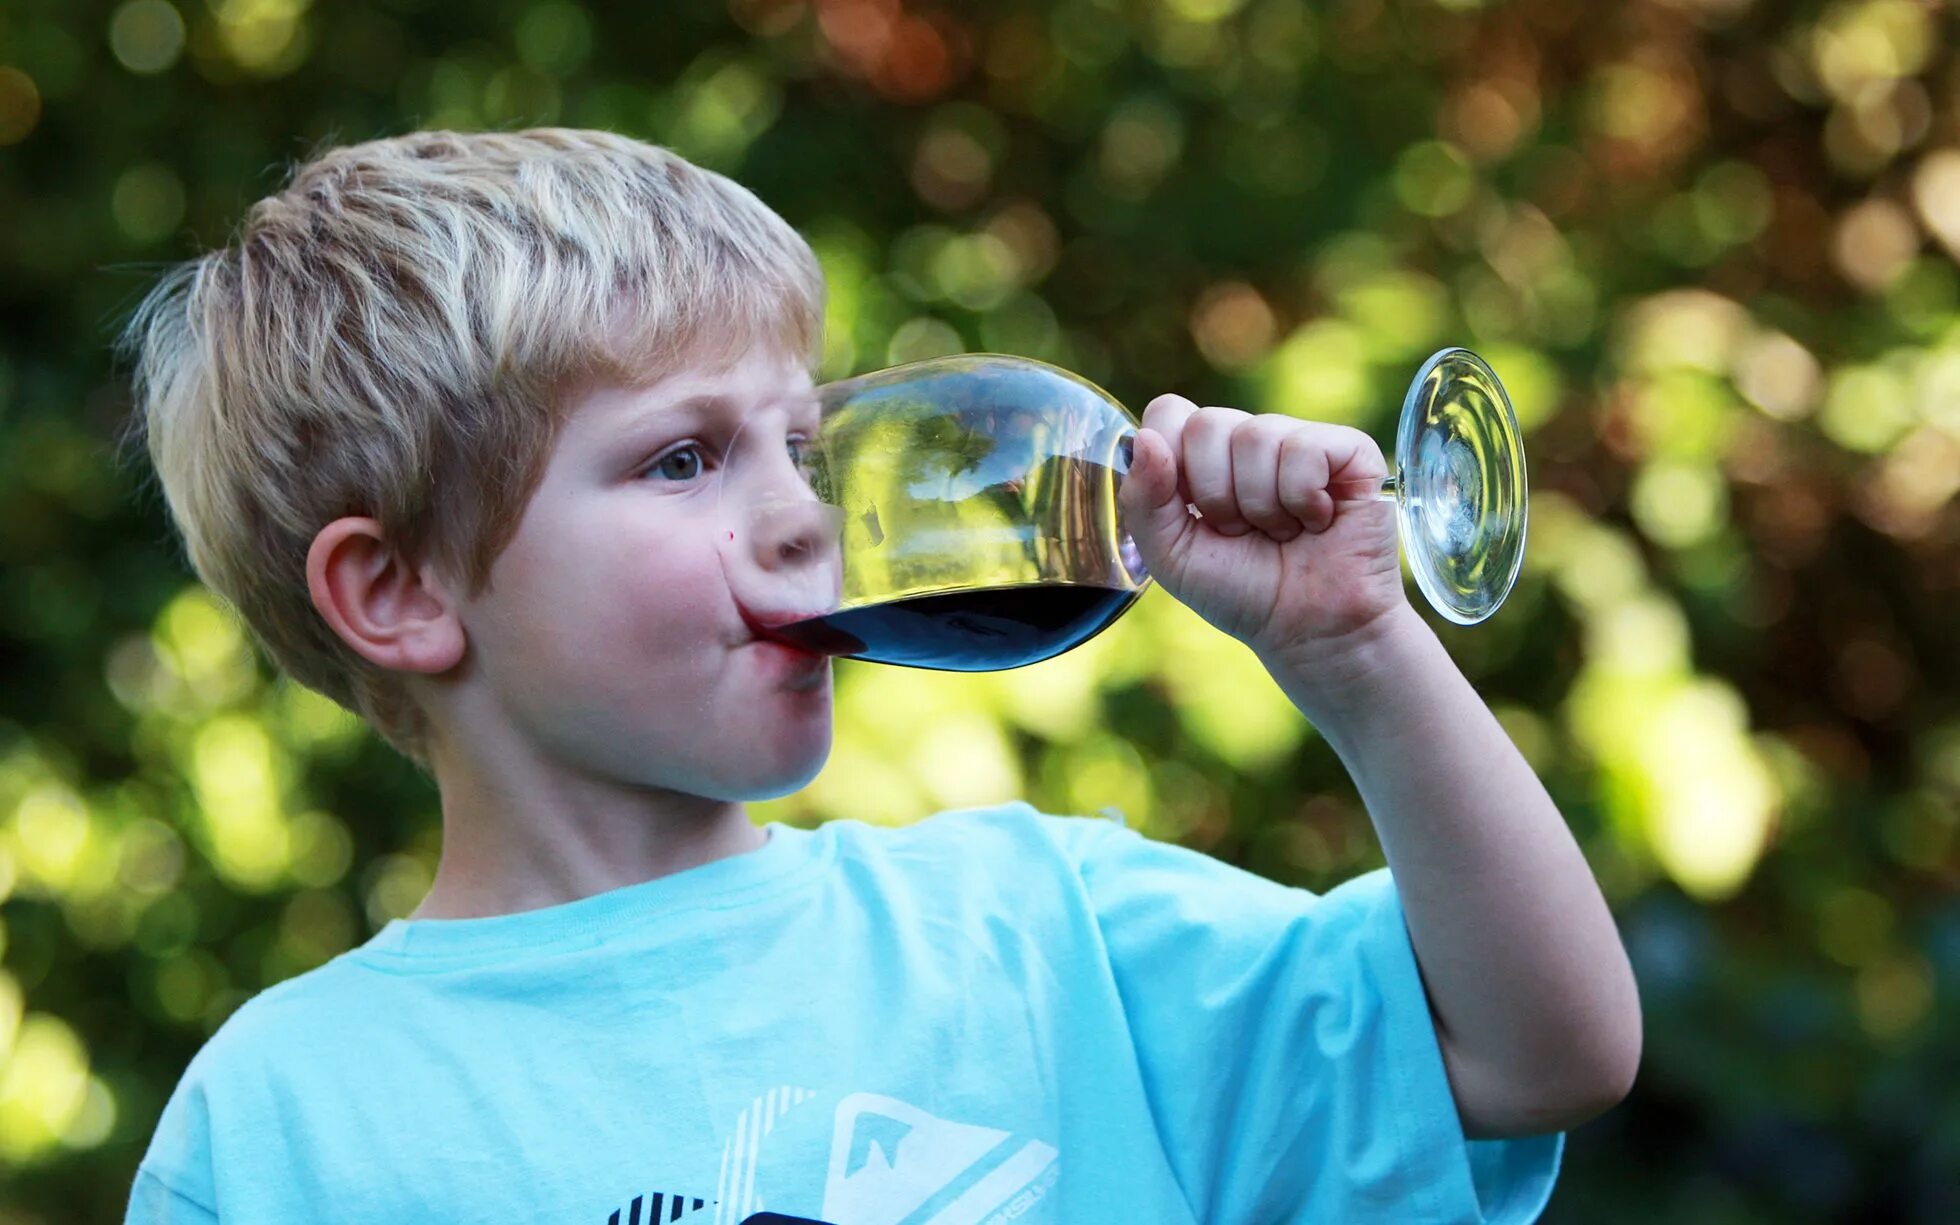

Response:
(1258, 603), (1440, 731)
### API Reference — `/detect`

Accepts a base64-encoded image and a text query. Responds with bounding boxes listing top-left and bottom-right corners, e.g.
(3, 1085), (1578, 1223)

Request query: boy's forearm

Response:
(1260, 604), (1643, 1138)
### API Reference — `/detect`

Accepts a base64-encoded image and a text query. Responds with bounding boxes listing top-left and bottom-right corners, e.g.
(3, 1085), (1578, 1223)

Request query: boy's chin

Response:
(726, 744), (832, 802)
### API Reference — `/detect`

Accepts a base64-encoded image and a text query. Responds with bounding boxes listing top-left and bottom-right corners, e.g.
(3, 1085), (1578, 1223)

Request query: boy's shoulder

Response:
(171, 950), (378, 1085)
(134, 950), (381, 1184)
(832, 800), (1132, 870)
(850, 799), (1128, 854)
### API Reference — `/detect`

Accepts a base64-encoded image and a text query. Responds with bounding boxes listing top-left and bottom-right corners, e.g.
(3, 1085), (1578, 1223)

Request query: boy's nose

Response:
(720, 411), (845, 618)
(744, 495), (845, 571)
(729, 495), (846, 633)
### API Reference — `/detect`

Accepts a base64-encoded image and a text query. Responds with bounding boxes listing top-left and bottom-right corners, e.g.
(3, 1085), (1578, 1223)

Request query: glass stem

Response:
(1377, 470), (1401, 502)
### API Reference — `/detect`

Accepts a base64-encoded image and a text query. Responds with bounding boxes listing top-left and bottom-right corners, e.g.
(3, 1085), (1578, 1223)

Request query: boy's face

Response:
(438, 344), (834, 801)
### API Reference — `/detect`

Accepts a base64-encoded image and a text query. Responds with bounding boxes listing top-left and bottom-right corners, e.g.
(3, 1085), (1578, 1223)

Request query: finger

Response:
(1278, 421), (1390, 523)
(1117, 427), (1194, 560)
(1136, 392), (1199, 506)
(1306, 421), (1391, 500)
(1183, 406), (1254, 535)
(1232, 414), (1306, 541)
(1138, 394), (1200, 468)
(1277, 429), (1335, 533)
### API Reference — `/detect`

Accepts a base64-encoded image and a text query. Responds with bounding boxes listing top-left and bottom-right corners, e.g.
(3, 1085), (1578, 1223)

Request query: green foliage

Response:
(1, 0), (1956, 1220)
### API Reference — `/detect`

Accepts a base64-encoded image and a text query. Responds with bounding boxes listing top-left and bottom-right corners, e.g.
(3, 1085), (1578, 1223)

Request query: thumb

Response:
(1118, 428), (1191, 571)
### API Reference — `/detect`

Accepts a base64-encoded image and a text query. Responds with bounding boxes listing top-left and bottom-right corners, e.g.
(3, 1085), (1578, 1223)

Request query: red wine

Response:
(764, 583), (1136, 671)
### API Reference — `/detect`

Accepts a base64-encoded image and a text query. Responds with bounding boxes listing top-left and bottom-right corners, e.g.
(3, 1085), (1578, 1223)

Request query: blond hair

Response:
(116, 128), (826, 771)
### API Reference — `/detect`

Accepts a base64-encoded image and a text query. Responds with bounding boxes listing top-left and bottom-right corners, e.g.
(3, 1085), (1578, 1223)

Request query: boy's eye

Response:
(641, 438), (806, 483)
(646, 444), (706, 483)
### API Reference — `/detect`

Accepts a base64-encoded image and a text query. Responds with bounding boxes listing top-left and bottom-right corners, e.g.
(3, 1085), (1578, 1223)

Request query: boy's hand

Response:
(1117, 394), (1409, 674)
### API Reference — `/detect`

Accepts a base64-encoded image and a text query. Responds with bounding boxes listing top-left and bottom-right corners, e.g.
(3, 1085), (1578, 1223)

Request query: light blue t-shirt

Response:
(125, 803), (1563, 1224)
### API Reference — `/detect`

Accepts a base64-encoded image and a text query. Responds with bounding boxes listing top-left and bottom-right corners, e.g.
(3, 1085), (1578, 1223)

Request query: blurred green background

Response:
(1, 0), (1956, 1220)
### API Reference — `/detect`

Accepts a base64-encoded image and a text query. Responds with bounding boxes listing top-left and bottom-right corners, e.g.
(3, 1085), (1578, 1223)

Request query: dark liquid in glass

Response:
(767, 583), (1136, 671)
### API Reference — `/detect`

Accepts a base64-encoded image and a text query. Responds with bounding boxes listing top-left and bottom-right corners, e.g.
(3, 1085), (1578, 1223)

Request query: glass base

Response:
(1394, 348), (1529, 625)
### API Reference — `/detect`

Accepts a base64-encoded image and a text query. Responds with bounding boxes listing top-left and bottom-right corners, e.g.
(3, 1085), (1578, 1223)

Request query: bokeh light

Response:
(1, 0), (1956, 1218)
(108, 1), (187, 75)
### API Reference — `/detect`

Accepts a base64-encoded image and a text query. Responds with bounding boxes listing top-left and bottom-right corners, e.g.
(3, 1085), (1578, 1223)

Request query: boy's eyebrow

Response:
(613, 390), (821, 436)
(617, 393), (735, 433)
(597, 393), (736, 454)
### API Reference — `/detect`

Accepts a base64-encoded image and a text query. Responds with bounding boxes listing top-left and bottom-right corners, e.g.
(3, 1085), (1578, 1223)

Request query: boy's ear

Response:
(305, 517), (466, 675)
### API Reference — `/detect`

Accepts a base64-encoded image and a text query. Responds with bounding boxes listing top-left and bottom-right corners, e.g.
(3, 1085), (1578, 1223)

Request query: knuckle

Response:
(1197, 405), (1249, 429)
(1276, 429), (1321, 463)
(1139, 397), (1195, 443)
(1143, 393), (1197, 424)
(1234, 417), (1283, 454)
(1182, 408), (1225, 439)
(1336, 423), (1385, 463)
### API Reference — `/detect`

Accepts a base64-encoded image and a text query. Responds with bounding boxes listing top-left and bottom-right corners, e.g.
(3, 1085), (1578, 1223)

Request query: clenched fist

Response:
(1116, 393), (1410, 672)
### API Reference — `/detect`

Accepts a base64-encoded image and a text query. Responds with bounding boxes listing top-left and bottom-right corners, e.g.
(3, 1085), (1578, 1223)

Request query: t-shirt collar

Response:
(357, 821), (819, 963)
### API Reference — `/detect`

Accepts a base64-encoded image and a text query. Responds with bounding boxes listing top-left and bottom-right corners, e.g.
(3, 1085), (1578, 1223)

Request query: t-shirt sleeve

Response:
(125, 1166), (220, 1224)
(1071, 814), (1564, 1223)
(124, 1056), (221, 1224)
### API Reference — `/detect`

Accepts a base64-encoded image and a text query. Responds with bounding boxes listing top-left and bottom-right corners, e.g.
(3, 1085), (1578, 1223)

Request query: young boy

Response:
(118, 128), (1640, 1224)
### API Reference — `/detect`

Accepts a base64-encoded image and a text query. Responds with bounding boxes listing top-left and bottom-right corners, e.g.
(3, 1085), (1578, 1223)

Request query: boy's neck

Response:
(406, 773), (769, 922)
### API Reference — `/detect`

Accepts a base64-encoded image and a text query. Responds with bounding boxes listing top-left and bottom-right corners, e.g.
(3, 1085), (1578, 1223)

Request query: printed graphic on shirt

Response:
(710, 1085), (1059, 1225)
(605, 1198), (829, 1225)
(607, 1190), (715, 1223)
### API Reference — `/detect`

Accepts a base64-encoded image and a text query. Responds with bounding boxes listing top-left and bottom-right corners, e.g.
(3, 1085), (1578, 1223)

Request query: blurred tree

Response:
(0, 0), (1955, 1221)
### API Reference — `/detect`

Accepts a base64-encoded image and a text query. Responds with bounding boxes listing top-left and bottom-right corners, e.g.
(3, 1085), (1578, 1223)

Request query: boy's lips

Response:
(734, 604), (826, 661)
(734, 602), (790, 644)
(739, 611), (830, 692)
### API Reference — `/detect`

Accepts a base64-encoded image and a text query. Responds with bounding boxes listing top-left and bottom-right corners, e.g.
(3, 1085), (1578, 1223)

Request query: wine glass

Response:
(715, 348), (1527, 672)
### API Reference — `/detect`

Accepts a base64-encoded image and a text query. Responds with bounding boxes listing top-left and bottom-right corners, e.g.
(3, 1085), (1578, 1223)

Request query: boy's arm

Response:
(1259, 603), (1644, 1140)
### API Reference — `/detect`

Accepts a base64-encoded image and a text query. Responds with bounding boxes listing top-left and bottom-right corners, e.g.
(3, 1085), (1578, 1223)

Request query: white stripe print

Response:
(718, 1086), (813, 1224)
